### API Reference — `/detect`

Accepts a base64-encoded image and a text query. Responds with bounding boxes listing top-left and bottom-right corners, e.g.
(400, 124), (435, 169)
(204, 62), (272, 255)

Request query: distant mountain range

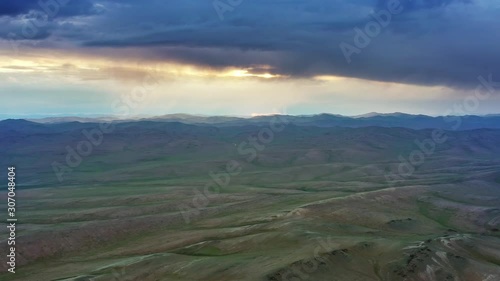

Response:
(6, 113), (500, 130)
(2, 117), (500, 188)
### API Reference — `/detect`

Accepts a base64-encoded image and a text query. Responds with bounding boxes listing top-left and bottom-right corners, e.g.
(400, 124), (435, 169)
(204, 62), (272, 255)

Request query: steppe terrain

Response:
(0, 116), (499, 280)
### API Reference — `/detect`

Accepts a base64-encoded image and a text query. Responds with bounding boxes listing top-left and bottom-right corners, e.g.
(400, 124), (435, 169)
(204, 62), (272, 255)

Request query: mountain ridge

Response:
(4, 113), (500, 130)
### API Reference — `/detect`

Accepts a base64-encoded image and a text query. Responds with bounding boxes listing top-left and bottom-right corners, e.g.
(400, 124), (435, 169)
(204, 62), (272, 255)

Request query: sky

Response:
(0, 0), (500, 118)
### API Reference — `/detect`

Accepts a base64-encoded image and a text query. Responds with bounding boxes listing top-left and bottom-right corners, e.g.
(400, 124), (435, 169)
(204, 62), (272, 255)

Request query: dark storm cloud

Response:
(375, 0), (472, 11)
(0, 0), (101, 41)
(0, 0), (97, 17)
(3, 0), (500, 89)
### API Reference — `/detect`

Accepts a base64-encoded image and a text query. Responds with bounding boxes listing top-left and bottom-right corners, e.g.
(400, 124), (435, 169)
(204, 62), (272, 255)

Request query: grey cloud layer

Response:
(0, 0), (97, 17)
(2, 0), (499, 88)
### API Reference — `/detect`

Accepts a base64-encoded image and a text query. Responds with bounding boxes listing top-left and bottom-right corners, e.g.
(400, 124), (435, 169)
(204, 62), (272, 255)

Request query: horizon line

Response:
(2, 111), (500, 122)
